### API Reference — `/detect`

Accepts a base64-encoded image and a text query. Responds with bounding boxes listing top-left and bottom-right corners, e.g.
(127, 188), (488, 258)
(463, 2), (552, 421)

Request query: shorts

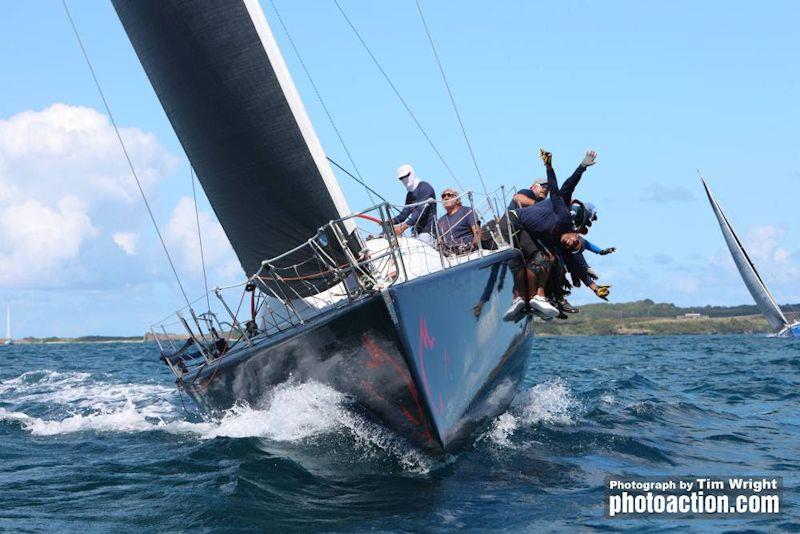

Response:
(503, 213), (552, 274)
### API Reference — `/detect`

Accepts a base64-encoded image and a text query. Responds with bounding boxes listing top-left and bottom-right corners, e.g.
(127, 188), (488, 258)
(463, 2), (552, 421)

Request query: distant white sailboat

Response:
(701, 176), (799, 338)
(4, 304), (12, 345)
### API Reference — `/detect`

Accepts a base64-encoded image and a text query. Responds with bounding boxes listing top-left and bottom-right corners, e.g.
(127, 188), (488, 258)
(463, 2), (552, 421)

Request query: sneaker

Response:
(503, 297), (526, 322)
(529, 295), (559, 318)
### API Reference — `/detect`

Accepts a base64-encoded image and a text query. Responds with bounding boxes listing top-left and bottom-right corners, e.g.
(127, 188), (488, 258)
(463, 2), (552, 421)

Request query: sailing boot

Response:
(558, 298), (579, 314)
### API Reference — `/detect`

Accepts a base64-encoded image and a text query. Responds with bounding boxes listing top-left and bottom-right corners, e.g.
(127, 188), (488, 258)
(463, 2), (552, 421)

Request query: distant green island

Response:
(14, 335), (145, 344)
(537, 299), (800, 336)
(10, 300), (799, 342)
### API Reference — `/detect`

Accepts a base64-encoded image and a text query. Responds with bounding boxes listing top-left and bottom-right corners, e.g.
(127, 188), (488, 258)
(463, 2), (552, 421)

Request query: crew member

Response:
(391, 164), (437, 246)
(508, 177), (549, 210)
(510, 148), (597, 317)
(437, 188), (480, 254)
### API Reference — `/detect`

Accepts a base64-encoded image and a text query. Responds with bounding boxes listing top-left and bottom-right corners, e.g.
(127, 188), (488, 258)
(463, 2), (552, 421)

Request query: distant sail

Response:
(112, 0), (353, 280)
(701, 178), (788, 331)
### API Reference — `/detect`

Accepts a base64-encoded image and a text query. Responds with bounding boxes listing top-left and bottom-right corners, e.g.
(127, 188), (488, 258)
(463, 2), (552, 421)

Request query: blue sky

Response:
(0, 1), (798, 337)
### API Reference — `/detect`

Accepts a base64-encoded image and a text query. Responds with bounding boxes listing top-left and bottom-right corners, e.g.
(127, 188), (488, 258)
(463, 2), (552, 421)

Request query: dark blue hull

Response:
(183, 250), (533, 454)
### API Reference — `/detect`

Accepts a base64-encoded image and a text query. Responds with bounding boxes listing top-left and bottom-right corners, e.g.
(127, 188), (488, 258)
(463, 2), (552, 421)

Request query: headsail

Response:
(112, 0), (353, 285)
(701, 177), (788, 331)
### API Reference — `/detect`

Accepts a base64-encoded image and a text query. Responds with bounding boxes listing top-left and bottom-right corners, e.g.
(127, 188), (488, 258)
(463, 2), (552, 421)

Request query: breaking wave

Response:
(0, 370), (431, 471)
(482, 378), (580, 447)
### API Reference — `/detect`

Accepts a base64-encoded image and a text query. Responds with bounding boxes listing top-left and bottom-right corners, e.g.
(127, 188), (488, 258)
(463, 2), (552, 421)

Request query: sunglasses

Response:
(398, 173), (411, 181)
(441, 192), (456, 199)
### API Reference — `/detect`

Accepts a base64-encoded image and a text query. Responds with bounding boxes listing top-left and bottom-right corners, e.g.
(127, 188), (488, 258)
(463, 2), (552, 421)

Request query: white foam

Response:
(202, 382), (344, 441)
(0, 370), (431, 471)
(520, 379), (579, 426)
(484, 412), (519, 447)
(601, 394), (615, 405)
(482, 379), (579, 448)
(0, 369), (175, 417)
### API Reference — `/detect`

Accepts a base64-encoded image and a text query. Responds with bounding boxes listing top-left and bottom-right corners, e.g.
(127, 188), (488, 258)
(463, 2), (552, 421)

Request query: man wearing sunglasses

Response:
(508, 177), (549, 211)
(437, 188), (480, 254)
(507, 149), (598, 318)
(391, 164), (437, 246)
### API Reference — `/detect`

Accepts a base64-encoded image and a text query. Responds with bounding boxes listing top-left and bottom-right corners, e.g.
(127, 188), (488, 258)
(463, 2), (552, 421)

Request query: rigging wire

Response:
(327, 157), (387, 203)
(269, 0), (375, 205)
(415, 0), (496, 218)
(333, 0), (464, 191)
(61, 0), (191, 308)
(190, 166), (211, 311)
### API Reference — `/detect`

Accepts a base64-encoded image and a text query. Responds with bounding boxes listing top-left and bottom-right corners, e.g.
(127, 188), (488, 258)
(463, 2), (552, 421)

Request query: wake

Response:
(0, 369), (431, 471)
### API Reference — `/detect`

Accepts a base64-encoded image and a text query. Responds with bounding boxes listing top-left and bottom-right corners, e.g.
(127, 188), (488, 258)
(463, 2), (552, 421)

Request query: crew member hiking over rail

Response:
(502, 148), (613, 321)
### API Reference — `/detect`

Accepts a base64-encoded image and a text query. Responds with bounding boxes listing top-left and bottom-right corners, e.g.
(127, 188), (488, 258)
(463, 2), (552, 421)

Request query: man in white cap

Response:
(391, 164), (437, 246)
(508, 177), (549, 210)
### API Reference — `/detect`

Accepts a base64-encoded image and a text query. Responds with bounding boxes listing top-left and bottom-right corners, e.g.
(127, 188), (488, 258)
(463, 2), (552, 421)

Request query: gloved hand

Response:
(539, 148), (552, 166)
(599, 247), (616, 255)
(593, 284), (611, 300)
(581, 150), (597, 167)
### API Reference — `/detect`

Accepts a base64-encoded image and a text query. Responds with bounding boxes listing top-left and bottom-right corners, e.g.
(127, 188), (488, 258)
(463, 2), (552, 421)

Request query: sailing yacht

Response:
(112, 0), (535, 453)
(4, 305), (12, 345)
(701, 178), (799, 338)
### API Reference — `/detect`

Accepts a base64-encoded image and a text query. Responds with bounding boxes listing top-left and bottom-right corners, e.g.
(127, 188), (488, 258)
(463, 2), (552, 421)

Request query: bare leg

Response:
(534, 263), (551, 299)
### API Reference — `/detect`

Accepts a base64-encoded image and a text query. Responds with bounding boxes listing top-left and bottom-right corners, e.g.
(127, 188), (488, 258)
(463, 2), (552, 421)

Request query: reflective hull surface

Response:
(183, 250), (533, 454)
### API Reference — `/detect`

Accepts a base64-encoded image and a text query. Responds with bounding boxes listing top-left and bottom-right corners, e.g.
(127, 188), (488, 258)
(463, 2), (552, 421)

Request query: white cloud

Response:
(744, 225), (799, 283)
(0, 103), (175, 204)
(112, 232), (138, 255)
(0, 103), (178, 287)
(165, 196), (243, 285)
(641, 183), (694, 203)
(0, 197), (97, 284)
(774, 248), (790, 262)
(675, 275), (698, 293)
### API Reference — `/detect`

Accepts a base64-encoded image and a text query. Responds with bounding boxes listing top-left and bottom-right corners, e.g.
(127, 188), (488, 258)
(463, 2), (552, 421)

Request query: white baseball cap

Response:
(396, 164), (413, 180)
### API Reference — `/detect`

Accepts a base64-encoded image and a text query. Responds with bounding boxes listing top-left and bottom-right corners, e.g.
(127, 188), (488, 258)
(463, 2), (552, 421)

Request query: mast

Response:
(112, 0), (356, 293)
(701, 177), (788, 331)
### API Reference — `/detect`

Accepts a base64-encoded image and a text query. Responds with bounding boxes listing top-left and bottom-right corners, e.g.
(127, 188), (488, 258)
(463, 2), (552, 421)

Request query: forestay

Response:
(112, 0), (353, 286)
(702, 178), (788, 331)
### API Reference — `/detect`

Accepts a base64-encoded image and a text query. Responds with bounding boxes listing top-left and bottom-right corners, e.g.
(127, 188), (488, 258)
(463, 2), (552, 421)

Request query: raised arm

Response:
(540, 149), (560, 200)
(560, 150), (596, 203)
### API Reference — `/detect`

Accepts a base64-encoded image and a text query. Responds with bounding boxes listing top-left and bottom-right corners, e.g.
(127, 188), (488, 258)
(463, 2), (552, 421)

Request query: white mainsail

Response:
(701, 177), (788, 331)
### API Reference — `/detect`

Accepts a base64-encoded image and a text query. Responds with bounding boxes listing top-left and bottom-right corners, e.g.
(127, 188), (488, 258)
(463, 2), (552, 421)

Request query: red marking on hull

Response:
(417, 317), (435, 399)
(361, 334), (434, 445)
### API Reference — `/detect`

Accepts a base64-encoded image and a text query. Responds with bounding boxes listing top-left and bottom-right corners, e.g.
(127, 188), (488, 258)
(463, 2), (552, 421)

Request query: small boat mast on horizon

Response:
(3, 304), (11, 345)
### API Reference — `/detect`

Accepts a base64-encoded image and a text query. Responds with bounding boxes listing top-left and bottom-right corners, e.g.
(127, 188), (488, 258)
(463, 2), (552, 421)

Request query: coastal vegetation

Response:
(9, 301), (799, 341)
(537, 300), (800, 336)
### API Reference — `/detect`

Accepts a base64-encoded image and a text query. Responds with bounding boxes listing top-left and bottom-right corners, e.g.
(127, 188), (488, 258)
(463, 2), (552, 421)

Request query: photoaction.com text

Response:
(606, 477), (781, 518)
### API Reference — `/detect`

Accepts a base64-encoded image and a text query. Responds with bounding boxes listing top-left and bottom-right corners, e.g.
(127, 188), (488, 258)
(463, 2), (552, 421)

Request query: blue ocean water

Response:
(1, 335), (799, 532)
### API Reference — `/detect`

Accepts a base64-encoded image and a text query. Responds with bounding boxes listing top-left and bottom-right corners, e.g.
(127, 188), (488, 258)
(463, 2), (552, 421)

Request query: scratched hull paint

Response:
(183, 249), (533, 454)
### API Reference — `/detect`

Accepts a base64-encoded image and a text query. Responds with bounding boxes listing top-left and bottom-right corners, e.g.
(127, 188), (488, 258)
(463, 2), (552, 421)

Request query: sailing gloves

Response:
(580, 150), (597, 168)
(593, 284), (611, 300)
